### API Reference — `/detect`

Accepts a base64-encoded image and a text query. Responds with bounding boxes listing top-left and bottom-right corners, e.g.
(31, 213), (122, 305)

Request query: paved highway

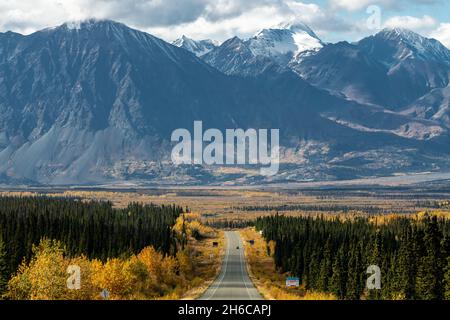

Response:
(200, 231), (263, 300)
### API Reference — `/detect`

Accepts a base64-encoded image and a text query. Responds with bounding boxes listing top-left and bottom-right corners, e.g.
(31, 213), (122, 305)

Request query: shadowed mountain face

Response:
(292, 29), (450, 110)
(0, 20), (450, 186)
(292, 41), (391, 106)
(402, 86), (450, 128)
(202, 37), (282, 76)
(357, 28), (450, 109)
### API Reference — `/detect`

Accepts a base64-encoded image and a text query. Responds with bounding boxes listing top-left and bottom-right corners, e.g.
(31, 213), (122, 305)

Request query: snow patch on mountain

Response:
(247, 21), (324, 64)
(173, 36), (218, 57)
(326, 116), (445, 140)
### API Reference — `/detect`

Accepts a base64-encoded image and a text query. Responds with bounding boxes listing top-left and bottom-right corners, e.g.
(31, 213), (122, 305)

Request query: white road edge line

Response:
(238, 232), (253, 300)
(207, 231), (230, 300)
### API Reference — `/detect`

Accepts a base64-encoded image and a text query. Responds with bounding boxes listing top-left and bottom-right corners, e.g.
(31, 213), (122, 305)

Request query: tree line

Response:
(0, 196), (183, 291)
(255, 214), (450, 300)
(234, 204), (398, 214)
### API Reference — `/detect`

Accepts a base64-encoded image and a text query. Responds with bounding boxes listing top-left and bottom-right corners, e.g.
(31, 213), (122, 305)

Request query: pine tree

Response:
(318, 238), (332, 292)
(346, 244), (362, 300)
(330, 247), (347, 299)
(443, 236), (450, 300)
(0, 236), (8, 296)
(444, 256), (450, 300)
(367, 230), (382, 300)
(397, 227), (416, 299)
(383, 254), (400, 299)
(416, 217), (444, 300)
(308, 251), (320, 289)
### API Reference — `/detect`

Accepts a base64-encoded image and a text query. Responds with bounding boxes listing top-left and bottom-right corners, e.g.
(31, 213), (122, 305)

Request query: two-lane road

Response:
(200, 231), (262, 300)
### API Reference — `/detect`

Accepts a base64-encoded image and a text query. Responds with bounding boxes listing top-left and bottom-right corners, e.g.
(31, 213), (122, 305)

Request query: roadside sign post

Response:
(286, 277), (300, 288)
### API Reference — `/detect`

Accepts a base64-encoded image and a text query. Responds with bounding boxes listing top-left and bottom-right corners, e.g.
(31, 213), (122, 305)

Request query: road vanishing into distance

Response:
(200, 231), (263, 300)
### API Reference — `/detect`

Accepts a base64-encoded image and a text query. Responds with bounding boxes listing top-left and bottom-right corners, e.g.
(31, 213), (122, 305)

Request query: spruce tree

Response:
(0, 236), (8, 296)
(330, 247), (347, 299)
(368, 231), (382, 300)
(444, 256), (450, 300)
(416, 217), (443, 300)
(397, 227), (416, 299)
(346, 244), (362, 300)
(308, 251), (320, 289)
(442, 236), (450, 300)
(318, 238), (332, 292)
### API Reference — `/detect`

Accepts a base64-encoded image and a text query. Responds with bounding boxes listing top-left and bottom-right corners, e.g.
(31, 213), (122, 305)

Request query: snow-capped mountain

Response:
(358, 28), (450, 66)
(172, 36), (218, 57)
(1, 19), (450, 186)
(357, 28), (450, 108)
(247, 21), (324, 65)
(203, 21), (323, 75)
(202, 36), (283, 76)
(291, 28), (450, 109)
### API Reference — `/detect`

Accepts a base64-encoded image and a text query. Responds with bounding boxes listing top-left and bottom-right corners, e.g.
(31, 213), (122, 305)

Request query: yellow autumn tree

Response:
(124, 255), (151, 299)
(137, 247), (164, 282)
(65, 256), (98, 300)
(7, 261), (32, 300)
(176, 249), (194, 280)
(8, 239), (67, 300)
(91, 258), (135, 299)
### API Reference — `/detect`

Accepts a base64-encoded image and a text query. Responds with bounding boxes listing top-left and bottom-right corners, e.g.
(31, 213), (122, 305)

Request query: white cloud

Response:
(329, 0), (443, 11)
(0, 0), (444, 46)
(0, 0), (91, 34)
(147, 5), (288, 42)
(383, 15), (438, 32)
(147, 0), (352, 42)
(329, 0), (396, 11)
(430, 23), (450, 48)
(0, 0), (354, 42)
(381, 15), (450, 48)
(285, 1), (352, 32)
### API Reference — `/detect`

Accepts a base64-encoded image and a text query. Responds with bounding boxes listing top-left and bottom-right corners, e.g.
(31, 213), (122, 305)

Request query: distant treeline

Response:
(415, 200), (450, 209)
(0, 197), (183, 280)
(255, 214), (450, 300)
(234, 204), (398, 214)
(204, 219), (254, 229)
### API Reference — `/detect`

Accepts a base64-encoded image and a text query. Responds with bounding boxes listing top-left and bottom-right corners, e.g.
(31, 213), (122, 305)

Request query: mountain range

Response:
(0, 19), (449, 186)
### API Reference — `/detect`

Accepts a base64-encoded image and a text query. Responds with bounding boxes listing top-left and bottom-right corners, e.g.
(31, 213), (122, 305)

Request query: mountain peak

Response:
(248, 21), (323, 64)
(59, 18), (126, 31)
(275, 20), (320, 40)
(377, 27), (425, 43)
(172, 35), (217, 57)
(368, 27), (450, 63)
(205, 36), (251, 58)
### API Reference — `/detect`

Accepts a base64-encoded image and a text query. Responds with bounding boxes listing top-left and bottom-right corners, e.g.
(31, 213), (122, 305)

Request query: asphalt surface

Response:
(200, 231), (263, 300)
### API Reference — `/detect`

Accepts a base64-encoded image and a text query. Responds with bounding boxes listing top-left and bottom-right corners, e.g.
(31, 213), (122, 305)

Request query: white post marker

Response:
(100, 289), (110, 300)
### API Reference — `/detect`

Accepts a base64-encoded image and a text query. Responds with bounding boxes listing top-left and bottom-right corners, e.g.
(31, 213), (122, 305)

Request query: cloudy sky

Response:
(0, 0), (449, 47)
